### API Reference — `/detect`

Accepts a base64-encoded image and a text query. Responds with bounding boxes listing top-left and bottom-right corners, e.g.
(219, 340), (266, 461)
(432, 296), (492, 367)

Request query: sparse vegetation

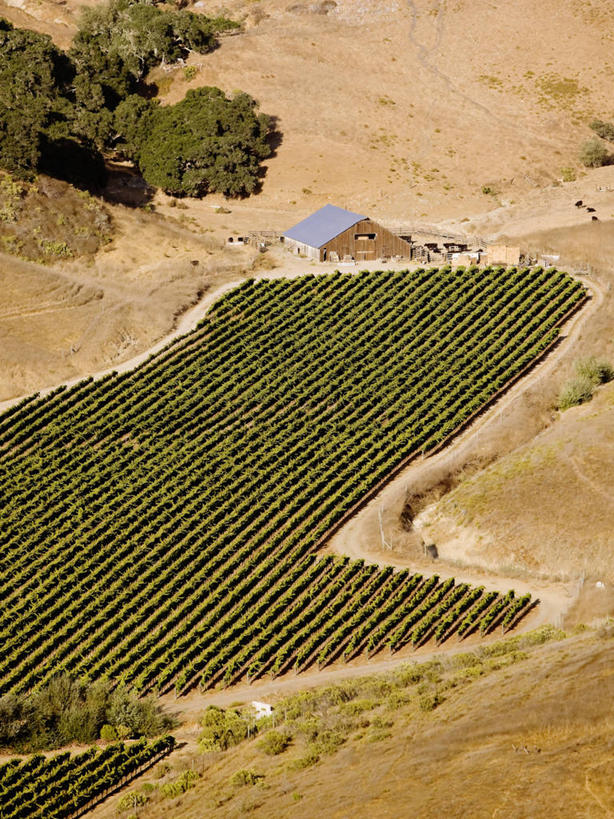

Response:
(189, 626), (567, 785)
(0, 170), (111, 261)
(558, 356), (614, 409)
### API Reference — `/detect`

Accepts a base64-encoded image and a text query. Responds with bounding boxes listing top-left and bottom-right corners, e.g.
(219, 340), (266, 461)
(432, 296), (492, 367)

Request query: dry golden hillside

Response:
(1, 0), (614, 224)
(416, 381), (614, 585)
(88, 627), (614, 819)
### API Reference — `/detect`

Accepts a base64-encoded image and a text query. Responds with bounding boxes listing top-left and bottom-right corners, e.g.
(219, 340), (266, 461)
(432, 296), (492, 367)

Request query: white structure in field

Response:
(251, 701), (274, 718)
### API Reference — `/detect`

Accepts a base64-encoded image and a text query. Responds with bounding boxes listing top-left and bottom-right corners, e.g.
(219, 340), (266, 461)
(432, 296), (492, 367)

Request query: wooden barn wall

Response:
(321, 220), (411, 261)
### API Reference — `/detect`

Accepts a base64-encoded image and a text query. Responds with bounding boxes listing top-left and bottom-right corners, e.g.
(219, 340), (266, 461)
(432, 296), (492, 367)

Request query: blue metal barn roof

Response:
(283, 204), (367, 248)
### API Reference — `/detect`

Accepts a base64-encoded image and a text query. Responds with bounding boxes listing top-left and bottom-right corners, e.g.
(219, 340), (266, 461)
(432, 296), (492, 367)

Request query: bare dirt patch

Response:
(0, 206), (252, 401)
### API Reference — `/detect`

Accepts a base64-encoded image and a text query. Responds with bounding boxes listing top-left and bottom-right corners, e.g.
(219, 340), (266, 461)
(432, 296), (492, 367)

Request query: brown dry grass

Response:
(87, 628), (614, 819)
(0, 206), (252, 400)
(418, 381), (614, 589)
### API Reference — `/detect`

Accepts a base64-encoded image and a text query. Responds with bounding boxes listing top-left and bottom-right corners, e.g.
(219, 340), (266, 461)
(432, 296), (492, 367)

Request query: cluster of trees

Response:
(0, 675), (173, 751)
(0, 1), (272, 196)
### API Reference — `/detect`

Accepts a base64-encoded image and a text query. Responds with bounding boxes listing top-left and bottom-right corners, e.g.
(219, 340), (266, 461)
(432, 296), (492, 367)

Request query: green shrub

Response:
(558, 357), (614, 409)
(257, 729), (291, 756)
(418, 691), (445, 712)
(99, 723), (117, 741)
(575, 356), (614, 384)
(198, 706), (249, 752)
(117, 791), (149, 811)
(160, 769), (199, 798)
(589, 119), (614, 142)
(230, 768), (264, 787)
(290, 748), (320, 769)
(579, 137), (610, 168)
(557, 374), (596, 410)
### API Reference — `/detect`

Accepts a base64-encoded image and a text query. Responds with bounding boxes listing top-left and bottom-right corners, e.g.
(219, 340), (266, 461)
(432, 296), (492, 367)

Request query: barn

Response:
(282, 204), (412, 262)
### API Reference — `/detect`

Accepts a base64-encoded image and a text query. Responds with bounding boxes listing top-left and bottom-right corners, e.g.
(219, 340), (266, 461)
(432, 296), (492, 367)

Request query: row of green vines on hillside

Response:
(0, 737), (175, 819)
(0, 266), (584, 696)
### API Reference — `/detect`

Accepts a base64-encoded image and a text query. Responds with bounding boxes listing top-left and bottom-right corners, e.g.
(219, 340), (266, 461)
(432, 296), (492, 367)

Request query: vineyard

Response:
(0, 266), (585, 696)
(0, 737), (175, 819)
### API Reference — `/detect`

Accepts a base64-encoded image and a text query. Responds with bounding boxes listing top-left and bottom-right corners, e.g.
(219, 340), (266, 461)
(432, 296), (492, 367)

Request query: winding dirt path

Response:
(326, 274), (605, 622)
(157, 616), (552, 720)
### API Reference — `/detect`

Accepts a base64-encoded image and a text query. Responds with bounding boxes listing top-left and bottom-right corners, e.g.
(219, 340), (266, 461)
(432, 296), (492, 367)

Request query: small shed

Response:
(283, 204), (411, 262)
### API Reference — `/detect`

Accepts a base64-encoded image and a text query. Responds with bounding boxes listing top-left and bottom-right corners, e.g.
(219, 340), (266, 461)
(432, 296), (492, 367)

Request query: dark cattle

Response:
(587, 207), (596, 213)
(575, 200), (583, 207)
(592, 216), (599, 222)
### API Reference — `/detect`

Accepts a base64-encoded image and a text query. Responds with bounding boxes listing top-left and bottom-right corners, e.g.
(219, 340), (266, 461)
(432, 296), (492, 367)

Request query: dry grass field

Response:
(87, 627), (614, 819)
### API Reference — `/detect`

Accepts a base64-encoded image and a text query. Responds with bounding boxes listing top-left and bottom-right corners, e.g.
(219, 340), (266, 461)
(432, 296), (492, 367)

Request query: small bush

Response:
(558, 375), (595, 410)
(558, 357), (614, 409)
(117, 791), (149, 811)
(290, 748), (320, 770)
(575, 356), (614, 385)
(579, 137), (609, 168)
(183, 65), (198, 81)
(560, 167), (576, 182)
(257, 729), (291, 756)
(230, 768), (264, 787)
(99, 723), (117, 741)
(418, 691), (445, 712)
(198, 706), (249, 752)
(160, 769), (199, 798)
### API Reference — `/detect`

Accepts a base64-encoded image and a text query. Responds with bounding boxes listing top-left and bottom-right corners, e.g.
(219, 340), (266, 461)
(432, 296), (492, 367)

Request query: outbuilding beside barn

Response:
(283, 204), (412, 262)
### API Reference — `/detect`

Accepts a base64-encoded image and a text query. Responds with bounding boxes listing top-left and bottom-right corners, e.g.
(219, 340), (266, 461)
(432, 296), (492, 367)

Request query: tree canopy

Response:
(131, 88), (271, 197)
(0, 5), (272, 197)
(0, 20), (73, 177)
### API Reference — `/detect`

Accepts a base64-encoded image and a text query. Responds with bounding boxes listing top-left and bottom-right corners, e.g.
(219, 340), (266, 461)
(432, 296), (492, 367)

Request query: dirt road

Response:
(157, 614), (555, 721)
(0, 259), (425, 414)
(327, 275), (605, 612)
